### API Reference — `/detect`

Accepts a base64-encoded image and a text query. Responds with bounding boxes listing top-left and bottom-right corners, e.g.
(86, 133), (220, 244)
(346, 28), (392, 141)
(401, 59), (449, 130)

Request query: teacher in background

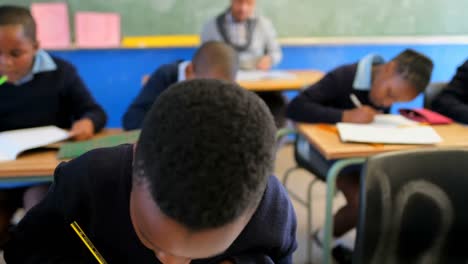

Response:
(201, 0), (282, 71)
(201, 0), (286, 127)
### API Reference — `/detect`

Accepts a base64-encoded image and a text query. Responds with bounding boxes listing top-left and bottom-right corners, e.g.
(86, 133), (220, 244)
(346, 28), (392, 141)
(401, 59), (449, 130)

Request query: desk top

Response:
(297, 123), (468, 160)
(239, 70), (324, 92)
(0, 129), (123, 178)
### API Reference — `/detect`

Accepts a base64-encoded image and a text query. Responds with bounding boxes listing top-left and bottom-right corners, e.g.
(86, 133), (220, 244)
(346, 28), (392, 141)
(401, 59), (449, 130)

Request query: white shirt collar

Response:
(353, 54), (385, 91)
(178, 61), (191, 82)
(16, 49), (57, 85)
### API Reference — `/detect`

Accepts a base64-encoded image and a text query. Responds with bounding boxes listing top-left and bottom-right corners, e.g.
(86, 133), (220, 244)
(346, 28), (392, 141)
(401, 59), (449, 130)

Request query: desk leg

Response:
(323, 158), (366, 264)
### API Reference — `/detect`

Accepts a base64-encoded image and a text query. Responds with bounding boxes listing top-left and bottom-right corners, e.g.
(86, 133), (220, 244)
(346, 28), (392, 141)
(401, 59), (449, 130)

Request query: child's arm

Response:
(122, 65), (176, 130)
(342, 106), (378, 123)
(64, 64), (107, 136)
(287, 69), (348, 124)
(432, 60), (468, 123)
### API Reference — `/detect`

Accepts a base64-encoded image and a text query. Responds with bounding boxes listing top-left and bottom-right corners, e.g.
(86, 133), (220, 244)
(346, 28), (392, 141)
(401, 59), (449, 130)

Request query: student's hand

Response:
(70, 118), (95, 141)
(342, 106), (378, 123)
(256, 56), (273, 71)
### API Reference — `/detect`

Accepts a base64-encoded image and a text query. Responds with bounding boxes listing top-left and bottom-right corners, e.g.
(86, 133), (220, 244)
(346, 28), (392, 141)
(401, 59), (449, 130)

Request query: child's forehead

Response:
(0, 24), (33, 43)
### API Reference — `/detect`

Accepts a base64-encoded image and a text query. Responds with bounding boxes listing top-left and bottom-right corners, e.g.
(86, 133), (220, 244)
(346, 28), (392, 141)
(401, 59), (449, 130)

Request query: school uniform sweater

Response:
(122, 62), (181, 130)
(0, 56), (106, 132)
(4, 144), (297, 264)
(286, 63), (387, 124)
(432, 60), (468, 124)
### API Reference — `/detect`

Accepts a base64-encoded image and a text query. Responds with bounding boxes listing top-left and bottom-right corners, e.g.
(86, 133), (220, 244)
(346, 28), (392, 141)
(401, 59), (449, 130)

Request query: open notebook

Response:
(0, 126), (69, 162)
(337, 114), (442, 145)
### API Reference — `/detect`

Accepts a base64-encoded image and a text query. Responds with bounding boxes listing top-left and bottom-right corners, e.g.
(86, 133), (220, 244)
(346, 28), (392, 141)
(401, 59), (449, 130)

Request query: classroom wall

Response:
(49, 44), (468, 128)
(10, 0), (468, 37)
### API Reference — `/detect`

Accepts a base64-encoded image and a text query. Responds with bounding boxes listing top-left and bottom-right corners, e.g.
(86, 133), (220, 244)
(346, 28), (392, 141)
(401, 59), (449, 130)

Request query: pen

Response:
(70, 221), (108, 264)
(0, 75), (7, 85)
(349, 93), (362, 108)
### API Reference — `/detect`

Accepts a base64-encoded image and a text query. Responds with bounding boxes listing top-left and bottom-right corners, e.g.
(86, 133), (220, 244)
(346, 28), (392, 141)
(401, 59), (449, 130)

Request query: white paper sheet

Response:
(0, 126), (70, 161)
(236, 70), (296, 81)
(337, 115), (442, 145)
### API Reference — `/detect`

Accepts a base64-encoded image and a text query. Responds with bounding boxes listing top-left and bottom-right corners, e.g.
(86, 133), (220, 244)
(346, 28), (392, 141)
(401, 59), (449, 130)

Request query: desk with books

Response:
(296, 123), (468, 264)
(0, 129), (137, 184)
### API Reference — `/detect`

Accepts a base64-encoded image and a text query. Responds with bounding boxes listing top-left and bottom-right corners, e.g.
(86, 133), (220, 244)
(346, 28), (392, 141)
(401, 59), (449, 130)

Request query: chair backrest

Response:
(424, 82), (447, 108)
(354, 148), (468, 264)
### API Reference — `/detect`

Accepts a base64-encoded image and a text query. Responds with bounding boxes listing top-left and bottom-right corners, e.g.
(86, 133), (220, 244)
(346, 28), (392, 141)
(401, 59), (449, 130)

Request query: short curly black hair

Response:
(134, 79), (276, 231)
(391, 49), (434, 93)
(0, 5), (36, 42)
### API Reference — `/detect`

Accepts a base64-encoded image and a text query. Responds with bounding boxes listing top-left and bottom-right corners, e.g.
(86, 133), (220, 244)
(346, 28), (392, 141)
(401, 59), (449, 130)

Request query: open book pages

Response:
(337, 115), (442, 145)
(236, 70), (296, 81)
(0, 126), (70, 162)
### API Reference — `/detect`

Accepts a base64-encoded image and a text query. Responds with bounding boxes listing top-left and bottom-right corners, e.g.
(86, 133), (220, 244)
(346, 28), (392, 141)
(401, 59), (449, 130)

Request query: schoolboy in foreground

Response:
(0, 5), (106, 247)
(287, 49), (433, 263)
(5, 79), (297, 264)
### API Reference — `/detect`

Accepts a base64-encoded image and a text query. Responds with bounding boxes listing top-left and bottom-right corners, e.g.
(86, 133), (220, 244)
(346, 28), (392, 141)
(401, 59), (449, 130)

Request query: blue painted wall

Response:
(50, 44), (468, 127)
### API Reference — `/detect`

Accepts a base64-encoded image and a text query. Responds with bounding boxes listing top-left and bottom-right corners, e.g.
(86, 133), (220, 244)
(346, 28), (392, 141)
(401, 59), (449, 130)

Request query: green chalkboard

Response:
(3, 0), (468, 37)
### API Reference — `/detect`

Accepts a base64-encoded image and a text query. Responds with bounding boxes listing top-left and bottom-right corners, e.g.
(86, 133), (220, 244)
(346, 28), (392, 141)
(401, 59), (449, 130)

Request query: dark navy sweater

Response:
(287, 63), (386, 123)
(5, 144), (297, 264)
(122, 62), (180, 130)
(0, 57), (107, 132)
(432, 60), (468, 124)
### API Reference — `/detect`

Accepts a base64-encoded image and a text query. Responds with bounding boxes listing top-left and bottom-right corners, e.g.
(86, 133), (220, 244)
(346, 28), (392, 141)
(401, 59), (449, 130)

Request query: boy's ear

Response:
(32, 40), (39, 52)
(386, 61), (398, 75)
(185, 62), (195, 80)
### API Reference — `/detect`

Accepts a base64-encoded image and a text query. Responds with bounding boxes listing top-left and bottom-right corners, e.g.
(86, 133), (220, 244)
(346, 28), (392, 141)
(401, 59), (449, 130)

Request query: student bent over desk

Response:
(5, 79), (297, 263)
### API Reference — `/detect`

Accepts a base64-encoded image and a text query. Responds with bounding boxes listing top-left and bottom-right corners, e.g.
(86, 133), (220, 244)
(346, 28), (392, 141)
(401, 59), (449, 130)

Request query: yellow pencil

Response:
(70, 221), (108, 264)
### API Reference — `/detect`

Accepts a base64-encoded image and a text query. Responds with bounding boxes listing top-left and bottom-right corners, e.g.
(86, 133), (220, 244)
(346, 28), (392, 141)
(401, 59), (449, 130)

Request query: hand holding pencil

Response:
(342, 94), (378, 123)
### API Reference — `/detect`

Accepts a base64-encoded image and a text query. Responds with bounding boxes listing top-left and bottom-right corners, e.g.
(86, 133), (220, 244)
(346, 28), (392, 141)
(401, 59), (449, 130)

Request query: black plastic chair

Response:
(354, 148), (468, 264)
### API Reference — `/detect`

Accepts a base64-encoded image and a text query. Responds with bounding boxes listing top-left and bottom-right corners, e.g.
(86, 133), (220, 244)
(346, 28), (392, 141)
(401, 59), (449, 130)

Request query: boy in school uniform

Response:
(5, 79), (297, 264)
(287, 49), (433, 263)
(432, 59), (468, 123)
(122, 41), (237, 130)
(0, 5), (107, 246)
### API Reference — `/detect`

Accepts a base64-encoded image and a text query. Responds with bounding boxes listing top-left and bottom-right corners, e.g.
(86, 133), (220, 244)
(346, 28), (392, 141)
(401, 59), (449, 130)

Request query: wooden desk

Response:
(0, 129), (123, 181)
(297, 123), (468, 160)
(143, 70), (324, 92)
(296, 123), (468, 264)
(238, 70), (324, 92)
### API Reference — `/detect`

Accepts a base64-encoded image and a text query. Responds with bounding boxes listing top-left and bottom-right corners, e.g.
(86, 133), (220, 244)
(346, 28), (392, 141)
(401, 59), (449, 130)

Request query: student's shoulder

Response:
(249, 176), (295, 231)
(453, 59), (468, 76)
(201, 16), (217, 30)
(149, 61), (181, 81)
(154, 61), (181, 73)
(55, 144), (133, 186)
(329, 63), (358, 78)
(262, 176), (293, 212)
(257, 15), (275, 28)
(460, 59), (468, 69)
(50, 56), (77, 73)
(322, 63), (358, 86)
(231, 176), (295, 256)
